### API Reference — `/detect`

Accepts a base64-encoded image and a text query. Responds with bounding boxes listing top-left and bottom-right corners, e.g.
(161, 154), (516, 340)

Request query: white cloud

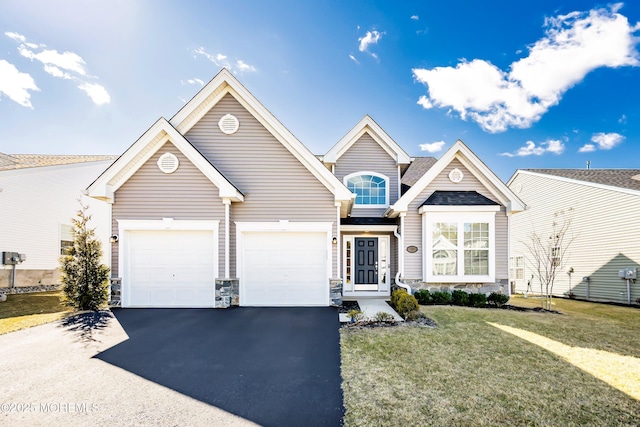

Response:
(193, 47), (255, 73)
(358, 30), (383, 55)
(349, 54), (359, 64)
(500, 139), (565, 157)
(43, 65), (72, 79)
(413, 5), (640, 133)
(618, 114), (627, 123)
(18, 45), (87, 75)
(420, 141), (445, 153)
(591, 132), (624, 149)
(578, 144), (596, 153)
(183, 78), (204, 86)
(411, 15), (419, 21)
(5, 31), (26, 43)
(236, 60), (256, 72)
(0, 59), (39, 108)
(78, 83), (110, 105)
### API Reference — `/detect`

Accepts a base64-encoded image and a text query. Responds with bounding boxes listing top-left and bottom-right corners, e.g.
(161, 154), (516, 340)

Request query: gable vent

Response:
(218, 114), (240, 135)
(157, 152), (179, 174)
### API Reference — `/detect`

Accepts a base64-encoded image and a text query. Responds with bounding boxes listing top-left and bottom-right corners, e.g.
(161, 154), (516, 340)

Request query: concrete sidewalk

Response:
(339, 298), (403, 323)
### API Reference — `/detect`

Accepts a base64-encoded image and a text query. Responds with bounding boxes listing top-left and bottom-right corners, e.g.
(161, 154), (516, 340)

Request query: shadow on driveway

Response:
(96, 307), (344, 426)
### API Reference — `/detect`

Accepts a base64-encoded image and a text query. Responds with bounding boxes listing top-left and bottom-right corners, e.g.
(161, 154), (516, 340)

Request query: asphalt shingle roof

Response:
(0, 153), (117, 171)
(421, 190), (499, 206)
(524, 169), (640, 192)
(400, 156), (437, 186)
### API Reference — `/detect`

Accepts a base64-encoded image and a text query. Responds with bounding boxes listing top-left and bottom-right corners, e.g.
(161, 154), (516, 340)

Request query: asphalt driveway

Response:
(0, 307), (343, 427)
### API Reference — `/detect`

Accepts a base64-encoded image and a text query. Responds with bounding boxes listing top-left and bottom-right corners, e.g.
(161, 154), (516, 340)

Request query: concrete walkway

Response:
(339, 298), (403, 323)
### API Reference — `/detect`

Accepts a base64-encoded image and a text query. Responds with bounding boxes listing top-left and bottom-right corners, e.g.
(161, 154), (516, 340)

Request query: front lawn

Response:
(0, 291), (73, 335)
(341, 298), (640, 426)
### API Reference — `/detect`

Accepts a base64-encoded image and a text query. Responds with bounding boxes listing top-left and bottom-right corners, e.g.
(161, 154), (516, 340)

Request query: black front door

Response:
(354, 238), (378, 286)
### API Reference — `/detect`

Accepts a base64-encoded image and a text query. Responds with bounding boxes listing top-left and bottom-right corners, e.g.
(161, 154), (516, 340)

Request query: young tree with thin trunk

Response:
(59, 202), (110, 311)
(524, 208), (574, 310)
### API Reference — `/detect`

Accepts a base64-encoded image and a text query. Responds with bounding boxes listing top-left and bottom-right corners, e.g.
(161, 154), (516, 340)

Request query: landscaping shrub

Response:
(468, 293), (487, 307)
(451, 290), (469, 306)
(347, 309), (365, 323)
(487, 292), (510, 307)
(430, 291), (452, 305)
(373, 311), (395, 323)
(413, 289), (431, 305)
(390, 289), (419, 319)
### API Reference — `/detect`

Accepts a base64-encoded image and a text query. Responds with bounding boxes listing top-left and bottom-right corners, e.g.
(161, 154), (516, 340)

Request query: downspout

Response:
(393, 213), (412, 294)
(336, 203), (341, 278)
(223, 199), (231, 278)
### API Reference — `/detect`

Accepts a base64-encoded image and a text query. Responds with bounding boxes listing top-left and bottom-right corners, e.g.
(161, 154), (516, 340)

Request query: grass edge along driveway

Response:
(0, 290), (73, 335)
(341, 298), (640, 426)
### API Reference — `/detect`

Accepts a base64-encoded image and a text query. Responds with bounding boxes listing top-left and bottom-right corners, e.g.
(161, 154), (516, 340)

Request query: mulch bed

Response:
(337, 300), (360, 314)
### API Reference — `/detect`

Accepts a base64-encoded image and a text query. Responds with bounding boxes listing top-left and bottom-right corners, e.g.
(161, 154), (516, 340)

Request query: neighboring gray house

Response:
(87, 69), (524, 308)
(508, 169), (640, 305)
(0, 153), (116, 288)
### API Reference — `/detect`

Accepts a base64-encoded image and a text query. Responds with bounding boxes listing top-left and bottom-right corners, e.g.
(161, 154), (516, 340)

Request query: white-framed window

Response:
(422, 211), (496, 283)
(344, 171), (389, 207)
(510, 256), (524, 280)
(60, 224), (74, 255)
(551, 246), (561, 267)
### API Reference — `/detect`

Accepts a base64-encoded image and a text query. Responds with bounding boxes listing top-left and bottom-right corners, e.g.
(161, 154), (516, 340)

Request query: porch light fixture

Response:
(332, 236), (337, 244)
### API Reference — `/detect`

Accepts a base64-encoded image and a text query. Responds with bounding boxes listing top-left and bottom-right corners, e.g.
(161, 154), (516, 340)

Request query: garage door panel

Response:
(241, 231), (328, 306)
(125, 229), (216, 307)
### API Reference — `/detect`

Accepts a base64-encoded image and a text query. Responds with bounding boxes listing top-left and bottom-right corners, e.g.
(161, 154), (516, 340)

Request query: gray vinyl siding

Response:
(333, 133), (398, 217)
(111, 142), (225, 276)
(185, 93), (337, 276)
(404, 159), (509, 281)
(509, 172), (640, 304)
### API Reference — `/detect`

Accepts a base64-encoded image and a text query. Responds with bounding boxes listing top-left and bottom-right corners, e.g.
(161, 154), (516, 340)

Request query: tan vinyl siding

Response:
(404, 159), (510, 281)
(185, 93), (337, 276)
(509, 173), (640, 303)
(112, 142), (225, 276)
(334, 133), (398, 217)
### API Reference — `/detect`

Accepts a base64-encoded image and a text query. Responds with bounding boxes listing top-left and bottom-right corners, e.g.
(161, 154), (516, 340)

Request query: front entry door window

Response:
(354, 238), (378, 290)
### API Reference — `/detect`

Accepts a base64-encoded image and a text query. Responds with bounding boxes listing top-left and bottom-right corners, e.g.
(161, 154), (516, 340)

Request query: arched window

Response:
(344, 172), (389, 206)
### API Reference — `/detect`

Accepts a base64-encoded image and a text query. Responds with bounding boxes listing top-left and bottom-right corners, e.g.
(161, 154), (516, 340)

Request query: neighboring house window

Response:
(60, 224), (75, 255)
(344, 172), (389, 207)
(424, 213), (496, 282)
(510, 256), (524, 280)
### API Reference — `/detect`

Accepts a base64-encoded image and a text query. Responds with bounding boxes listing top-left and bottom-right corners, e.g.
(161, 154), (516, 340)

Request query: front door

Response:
(354, 238), (378, 291)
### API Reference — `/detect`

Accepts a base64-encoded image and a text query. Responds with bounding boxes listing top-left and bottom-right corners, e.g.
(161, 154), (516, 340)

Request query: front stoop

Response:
(339, 298), (404, 323)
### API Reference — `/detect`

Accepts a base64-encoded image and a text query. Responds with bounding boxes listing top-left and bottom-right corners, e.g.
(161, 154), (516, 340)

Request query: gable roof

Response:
(323, 115), (412, 165)
(87, 118), (244, 203)
(510, 169), (640, 194)
(0, 153), (116, 171)
(386, 140), (525, 216)
(401, 156), (438, 187)
(421, 191), (499, 206)
(169, 68), (354, 214)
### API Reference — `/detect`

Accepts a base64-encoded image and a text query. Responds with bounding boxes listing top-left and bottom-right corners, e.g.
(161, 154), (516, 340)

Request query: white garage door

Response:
(124, 230), (216, 307)
(241, 231), (328, 306)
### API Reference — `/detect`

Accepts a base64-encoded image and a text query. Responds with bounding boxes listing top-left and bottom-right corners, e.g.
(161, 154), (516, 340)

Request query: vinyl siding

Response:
(509, 173), (640, 304)
(0, 161), (112, 272)
(112, 142), (225, 276)
(404, 159), (509, 281)
(185, 93), (337, 277)
(334, 133), (398, 217)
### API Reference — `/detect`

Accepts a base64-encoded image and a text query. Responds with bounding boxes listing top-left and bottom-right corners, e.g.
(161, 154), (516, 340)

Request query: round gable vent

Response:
(218, 114), (239, 135)
(448, 168), (464, 183)
(157, 152), (179, 174)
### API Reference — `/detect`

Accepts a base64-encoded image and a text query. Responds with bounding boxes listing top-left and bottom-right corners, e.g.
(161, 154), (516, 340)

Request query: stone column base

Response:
(109, 278), (122, 307)
(215, 278), (239, 308)
(330, 278), (343, 307)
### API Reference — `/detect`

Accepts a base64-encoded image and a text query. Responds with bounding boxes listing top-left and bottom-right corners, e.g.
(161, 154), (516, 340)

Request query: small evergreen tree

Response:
(59, 202), (110, 310)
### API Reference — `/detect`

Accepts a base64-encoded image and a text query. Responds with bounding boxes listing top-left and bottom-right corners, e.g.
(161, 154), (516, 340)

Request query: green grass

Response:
(0, 291), (73, 335)
(341, 299), (640, 426)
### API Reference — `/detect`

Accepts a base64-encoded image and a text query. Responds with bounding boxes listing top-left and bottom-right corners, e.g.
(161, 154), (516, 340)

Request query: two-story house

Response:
(87, 69), (524, 308)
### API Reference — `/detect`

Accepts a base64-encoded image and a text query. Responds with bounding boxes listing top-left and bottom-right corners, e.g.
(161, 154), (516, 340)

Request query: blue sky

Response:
(1, 1), (639, 181)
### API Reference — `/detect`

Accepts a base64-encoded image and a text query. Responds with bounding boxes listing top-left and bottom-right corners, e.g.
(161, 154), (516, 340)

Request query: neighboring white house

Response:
(0, 153), (116, 288)
(508, 169), (640, 305)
